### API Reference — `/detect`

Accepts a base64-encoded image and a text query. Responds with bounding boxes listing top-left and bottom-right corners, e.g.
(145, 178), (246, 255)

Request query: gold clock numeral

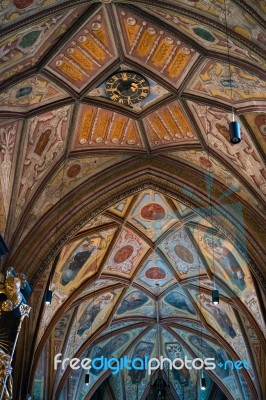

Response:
(105, 72), (150, 105)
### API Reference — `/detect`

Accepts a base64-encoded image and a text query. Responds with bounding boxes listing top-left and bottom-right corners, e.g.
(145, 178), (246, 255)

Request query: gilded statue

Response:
(0, 269), (28, 312)
(0, 349), (12, 400)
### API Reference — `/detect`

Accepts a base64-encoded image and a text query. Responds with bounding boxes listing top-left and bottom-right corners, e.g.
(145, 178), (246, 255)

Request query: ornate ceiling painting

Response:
(86, 69), (170, 114)
(73, 105), (143, 149)
(0, 7), (88, 83)
(45, 7), (118, 92)
(186, 61), (266, 107)
(142, 7), (265, 69)
(0, 75), (69, 112)
(0, 0), (265, 400)
(143, 100), (199, 148)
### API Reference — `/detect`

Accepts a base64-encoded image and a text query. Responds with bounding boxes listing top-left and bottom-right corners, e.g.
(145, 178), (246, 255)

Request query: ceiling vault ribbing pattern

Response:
(0, 1), (265, 399)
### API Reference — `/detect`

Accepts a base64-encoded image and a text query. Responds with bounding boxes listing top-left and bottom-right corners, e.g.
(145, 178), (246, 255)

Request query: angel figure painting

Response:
(77, 291), (115, 336)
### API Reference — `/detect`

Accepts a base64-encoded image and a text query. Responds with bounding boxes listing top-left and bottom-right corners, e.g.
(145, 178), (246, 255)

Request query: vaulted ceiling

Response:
(0, 0), (265, 399)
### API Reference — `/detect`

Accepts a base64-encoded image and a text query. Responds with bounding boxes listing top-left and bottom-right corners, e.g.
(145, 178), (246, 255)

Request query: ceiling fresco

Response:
(0, 0), (265, 399)
(32, 190), (265, 399)
(0, 75), (69, 112)
(115, 7), (199, 86)
(142, 8), (265, 68)
(45, 7), (118, 92)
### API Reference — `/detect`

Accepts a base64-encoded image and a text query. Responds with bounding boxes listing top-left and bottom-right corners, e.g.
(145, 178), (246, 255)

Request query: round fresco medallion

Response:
(114, 245), (134, 263)
(145, 267), (166, 280)
(14, 0), (34, 9)
(67, 164), (81, 178)
(174, 245), (194, 264)
(141, 203), (165, 220)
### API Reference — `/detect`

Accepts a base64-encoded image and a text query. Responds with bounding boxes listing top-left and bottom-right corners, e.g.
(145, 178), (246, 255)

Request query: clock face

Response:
(105, 72), (150, 106)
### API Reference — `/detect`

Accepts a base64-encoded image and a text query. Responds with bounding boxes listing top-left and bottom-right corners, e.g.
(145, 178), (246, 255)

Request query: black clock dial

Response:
(105, 72), (150, 106)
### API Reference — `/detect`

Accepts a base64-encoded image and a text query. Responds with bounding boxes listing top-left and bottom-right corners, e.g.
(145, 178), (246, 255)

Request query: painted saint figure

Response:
(77, 292), (115, 336)
(117, 290), (149, 315)
(90, 333), (130, 375)
(200, 295), (236, 338)
(60, 236), (105, 286)
(164, 291), (196, 315)
(189, 335), (229, 378)
(203, 233), (246, 290)
(129, 341), (154, 384)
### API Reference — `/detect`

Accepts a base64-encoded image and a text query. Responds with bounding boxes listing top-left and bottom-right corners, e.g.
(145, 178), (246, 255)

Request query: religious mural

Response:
(77, 291), (116, 337)
(163, 290), (196, 316)
(116, 289), (152, 317)
(128, 341), (154, 384)
(171, 327), (244, 399)
(194, 227), (246, 291)
(60, 236), (106, 287)
(160, 328), (207, 400)
(89, 333), (130, 375)
(124, 329), (158, 400)
(31, 186), (263, 399)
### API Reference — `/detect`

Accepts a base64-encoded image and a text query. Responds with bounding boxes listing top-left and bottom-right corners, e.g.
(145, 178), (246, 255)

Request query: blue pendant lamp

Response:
(229, 114), (241, 144)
